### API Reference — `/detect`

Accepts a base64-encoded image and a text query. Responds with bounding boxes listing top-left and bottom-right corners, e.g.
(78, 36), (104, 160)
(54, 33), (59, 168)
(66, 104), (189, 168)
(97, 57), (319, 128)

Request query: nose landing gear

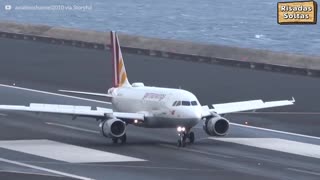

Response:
(177, 126), (195, 147)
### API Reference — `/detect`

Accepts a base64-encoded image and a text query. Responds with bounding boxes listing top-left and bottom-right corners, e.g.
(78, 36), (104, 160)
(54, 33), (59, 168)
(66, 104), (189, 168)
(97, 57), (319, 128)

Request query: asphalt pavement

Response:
(0, 37), (319, 180)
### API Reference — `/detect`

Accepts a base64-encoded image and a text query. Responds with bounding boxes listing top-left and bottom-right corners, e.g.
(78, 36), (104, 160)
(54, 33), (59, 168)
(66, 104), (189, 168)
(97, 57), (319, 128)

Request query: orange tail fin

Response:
(110, 31), (131, 88)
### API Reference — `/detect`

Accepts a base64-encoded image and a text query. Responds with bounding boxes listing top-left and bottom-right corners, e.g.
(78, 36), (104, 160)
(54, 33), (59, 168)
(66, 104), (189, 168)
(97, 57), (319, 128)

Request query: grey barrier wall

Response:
(0, 21), (319, 76)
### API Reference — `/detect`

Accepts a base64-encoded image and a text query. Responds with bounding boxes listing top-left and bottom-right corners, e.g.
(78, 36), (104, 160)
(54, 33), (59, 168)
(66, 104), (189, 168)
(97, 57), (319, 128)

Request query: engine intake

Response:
(100, 119), (126, 138)
(203, 115), (229, 136)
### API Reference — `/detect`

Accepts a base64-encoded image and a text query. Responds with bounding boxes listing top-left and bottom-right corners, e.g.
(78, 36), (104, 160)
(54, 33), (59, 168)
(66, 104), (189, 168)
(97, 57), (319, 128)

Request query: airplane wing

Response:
(202, 97), (295, 116)
(0, 103), (144, 121)
(59, 90), (112, 97)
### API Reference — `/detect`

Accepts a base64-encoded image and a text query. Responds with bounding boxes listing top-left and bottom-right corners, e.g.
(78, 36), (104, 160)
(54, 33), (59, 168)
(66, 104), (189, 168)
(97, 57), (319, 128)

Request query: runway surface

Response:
(0, 37), (319, 180)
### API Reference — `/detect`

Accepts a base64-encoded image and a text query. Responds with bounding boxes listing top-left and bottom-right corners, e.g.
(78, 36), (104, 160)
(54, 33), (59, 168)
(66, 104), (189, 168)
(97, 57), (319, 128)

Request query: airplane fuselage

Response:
(110, 84), (202, 128)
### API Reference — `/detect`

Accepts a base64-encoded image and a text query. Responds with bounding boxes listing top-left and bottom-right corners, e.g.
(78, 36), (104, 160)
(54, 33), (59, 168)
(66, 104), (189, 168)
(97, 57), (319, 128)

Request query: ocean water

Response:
(0, 0), (319, 56)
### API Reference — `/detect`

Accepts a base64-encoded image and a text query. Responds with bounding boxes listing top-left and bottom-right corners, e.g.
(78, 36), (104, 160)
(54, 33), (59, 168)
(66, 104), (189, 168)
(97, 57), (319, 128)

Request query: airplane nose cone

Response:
(188, 110), (202, 120)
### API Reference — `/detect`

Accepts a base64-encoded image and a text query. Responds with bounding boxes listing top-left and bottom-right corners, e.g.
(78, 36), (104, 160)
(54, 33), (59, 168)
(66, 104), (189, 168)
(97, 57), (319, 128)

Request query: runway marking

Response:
(46, 122), (99, 134)
(0, 157), (92, 180)
(0, 113), (7, 116)
(287, 167), (320, 176)
(0, 83), (111, 104)
(209, 138), (320, 159)
(77, 164), (216, 172)
(0, 139), (146, 163)
(230, 122), (320, 140)
(0, 170), (63, 177)
(15, 161), (217, 172)
(159, 144), (233, 159)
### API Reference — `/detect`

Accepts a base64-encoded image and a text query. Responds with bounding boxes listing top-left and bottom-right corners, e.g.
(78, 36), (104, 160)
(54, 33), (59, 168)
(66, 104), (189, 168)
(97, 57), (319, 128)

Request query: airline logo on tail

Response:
(110, 31), (131, 88)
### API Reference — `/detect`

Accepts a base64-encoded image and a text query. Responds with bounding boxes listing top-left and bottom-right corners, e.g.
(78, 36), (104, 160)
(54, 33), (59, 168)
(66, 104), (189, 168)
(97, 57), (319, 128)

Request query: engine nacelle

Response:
(100, 119), (126, 138)
(203, 115), (229, 136)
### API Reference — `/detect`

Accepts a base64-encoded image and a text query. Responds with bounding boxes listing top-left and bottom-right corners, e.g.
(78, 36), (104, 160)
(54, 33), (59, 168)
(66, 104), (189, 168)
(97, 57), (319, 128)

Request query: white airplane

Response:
(0, 31), (295, 147)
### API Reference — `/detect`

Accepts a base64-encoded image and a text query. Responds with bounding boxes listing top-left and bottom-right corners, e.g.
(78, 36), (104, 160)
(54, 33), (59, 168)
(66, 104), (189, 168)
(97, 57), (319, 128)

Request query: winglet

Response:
(291, 97), (295, 103)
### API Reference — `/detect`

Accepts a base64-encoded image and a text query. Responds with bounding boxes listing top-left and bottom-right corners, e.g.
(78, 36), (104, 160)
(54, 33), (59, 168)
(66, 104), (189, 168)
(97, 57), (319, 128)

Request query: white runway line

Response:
(0, 157), (92, 180)
(19, 160), (217, 172)
(46, 122), (99, 134)
(159, 144), (233, 159)
(0, 139), (146, 163)
(0, 83), (111, 104)
(230, 123), (320, 140)
(209, 138), (320, 159)
(287, 167), (320, 176)
(0, 170), (63, 177)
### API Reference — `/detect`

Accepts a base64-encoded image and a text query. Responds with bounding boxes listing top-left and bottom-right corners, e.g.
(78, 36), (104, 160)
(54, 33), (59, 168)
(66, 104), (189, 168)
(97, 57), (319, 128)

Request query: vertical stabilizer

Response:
(110, 31), (131, 88)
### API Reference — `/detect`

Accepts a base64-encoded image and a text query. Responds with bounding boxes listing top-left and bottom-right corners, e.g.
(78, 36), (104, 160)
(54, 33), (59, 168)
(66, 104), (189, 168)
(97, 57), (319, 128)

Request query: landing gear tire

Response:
(177, 139), (186, 147)
(189, 132), (195, 144)
(112, 133), (127, 144)
(120, 133), (127, 144)
(177, 132), (187, 147)
(182, 134), (187, 147)
(177, 140), (182, 147)
(112, 137), (118, 144)
(182, 140), (186, 147)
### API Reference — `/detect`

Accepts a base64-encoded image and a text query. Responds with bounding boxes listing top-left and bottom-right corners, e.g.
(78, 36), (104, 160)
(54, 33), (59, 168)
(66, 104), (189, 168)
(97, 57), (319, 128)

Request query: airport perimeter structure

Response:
(0, 21), (319, 77)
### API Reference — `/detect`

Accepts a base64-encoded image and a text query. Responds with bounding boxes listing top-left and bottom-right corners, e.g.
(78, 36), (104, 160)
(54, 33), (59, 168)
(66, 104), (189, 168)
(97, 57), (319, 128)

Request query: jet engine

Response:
(100, 119), (126, 138)
(203, 115), (229, 136)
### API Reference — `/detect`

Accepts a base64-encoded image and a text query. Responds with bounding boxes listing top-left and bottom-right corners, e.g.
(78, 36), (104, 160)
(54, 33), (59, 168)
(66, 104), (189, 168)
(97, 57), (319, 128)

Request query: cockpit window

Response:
(172, 101), (177, 106)
(174, 101), (197, 106)
(181, 101), (191, 106)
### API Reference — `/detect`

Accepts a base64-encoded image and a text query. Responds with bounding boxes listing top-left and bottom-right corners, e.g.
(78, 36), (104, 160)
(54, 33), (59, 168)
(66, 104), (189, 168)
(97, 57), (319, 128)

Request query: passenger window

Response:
(182, 101), (190, 106)
(176, 101), (181, 106)
(191, 101), (198, 106)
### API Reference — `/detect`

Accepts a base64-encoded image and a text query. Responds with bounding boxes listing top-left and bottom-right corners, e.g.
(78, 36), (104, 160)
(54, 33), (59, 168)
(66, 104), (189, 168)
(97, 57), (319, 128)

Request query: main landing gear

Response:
(177, 126), (195, 147)
(112, 133), (127, 144)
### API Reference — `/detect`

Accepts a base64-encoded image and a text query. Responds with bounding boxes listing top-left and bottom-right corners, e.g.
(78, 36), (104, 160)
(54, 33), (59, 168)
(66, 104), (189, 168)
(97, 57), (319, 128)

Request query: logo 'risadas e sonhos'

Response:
(278, 0), (317, 24)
